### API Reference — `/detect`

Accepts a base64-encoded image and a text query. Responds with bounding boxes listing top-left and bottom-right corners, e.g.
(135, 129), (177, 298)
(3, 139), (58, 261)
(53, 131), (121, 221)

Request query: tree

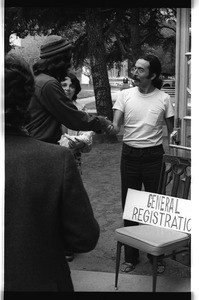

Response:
(104, 8), (176, 75)
(5, 7), (176, 129)
(9, 34), (45, 65)
(5, 7), (25, 53)
(5, 7), (41, 53)
(85, 8), (113, 120)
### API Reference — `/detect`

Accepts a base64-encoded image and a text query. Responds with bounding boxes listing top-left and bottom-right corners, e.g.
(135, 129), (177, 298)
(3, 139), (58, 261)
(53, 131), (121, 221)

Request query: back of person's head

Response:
(140, 53), (163, 89)
(33, 35), (73, 82)
(5, 52), (35, 128)
(65, 72), (81, 100)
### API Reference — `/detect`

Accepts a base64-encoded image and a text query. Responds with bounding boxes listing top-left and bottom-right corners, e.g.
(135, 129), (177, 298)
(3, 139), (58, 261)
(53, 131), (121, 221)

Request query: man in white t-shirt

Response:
(110, 54), (174, 273)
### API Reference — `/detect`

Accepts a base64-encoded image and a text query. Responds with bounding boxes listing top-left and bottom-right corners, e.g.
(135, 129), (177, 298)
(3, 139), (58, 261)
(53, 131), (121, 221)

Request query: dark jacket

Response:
(26, 73), (102, 144)
(5, 128), (100, 291)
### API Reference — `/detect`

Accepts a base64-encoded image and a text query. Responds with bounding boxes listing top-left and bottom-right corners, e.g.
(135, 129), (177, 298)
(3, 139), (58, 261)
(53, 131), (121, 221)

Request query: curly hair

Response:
(5, 52), (35, 128)
(33, 51), (72, 82)
(65, 72), (81, 101)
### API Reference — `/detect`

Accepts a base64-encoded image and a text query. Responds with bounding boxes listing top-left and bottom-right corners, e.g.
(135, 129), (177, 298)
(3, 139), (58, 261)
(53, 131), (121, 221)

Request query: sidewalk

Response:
(71, 269), (190, 292)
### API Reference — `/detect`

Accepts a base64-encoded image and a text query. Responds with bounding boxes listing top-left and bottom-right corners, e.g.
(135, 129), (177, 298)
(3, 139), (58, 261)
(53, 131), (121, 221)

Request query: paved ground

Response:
(71, 269), (190, 293)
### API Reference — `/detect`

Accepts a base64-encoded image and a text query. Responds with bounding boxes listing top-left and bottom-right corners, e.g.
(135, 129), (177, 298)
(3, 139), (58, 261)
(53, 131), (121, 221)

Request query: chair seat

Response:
(115, 225), (190, 256)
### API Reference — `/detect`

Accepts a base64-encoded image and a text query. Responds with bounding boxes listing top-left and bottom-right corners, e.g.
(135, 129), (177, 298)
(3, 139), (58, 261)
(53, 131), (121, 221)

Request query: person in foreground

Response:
(26, 35), (112, 144)
(109, 54), (174, 274)
(4, 52), (100, 292)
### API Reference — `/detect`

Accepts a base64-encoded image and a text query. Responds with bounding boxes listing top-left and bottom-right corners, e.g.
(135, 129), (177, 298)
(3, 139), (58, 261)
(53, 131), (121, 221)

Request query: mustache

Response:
(132, 75), (139, 81)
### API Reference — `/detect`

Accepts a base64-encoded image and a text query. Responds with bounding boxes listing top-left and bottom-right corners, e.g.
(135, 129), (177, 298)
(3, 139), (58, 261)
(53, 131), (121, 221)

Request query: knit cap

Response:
(40, 35), (72, 59)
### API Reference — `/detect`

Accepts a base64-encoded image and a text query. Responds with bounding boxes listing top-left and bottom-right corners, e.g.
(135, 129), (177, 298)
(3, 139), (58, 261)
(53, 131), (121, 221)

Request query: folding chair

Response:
(114, 154), (191, 292)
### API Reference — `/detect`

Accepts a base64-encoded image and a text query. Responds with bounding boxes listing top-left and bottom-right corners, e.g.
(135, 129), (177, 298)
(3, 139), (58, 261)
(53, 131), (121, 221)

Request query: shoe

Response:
(120, 261), (139, 273)
(65, 253), (74, 262)
(156, 260), (166, 274)
(147, 255), (166, 274)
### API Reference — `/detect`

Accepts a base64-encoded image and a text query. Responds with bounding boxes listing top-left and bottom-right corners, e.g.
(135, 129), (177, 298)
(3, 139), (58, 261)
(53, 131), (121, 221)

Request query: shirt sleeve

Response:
(164, 94), (175, 119)
(112, 91), (125, 112)
(41, 79), (102, 132)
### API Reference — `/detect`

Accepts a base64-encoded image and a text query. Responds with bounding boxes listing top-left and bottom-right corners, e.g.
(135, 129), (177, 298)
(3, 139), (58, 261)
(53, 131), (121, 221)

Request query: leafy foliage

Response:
(5, 7), (176, 73)
(9, 35), (45, 66)
(5, 7), (177, 124)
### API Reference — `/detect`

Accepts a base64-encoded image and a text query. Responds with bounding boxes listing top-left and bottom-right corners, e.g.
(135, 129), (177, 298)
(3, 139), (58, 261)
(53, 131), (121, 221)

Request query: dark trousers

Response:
(120, 143), (164, 263)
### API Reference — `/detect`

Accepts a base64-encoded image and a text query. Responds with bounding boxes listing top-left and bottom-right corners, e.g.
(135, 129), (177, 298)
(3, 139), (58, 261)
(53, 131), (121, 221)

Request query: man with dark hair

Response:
(5, 52), (100, 291)
(109, 54), (174, 273)
(26, 35), (112, 144)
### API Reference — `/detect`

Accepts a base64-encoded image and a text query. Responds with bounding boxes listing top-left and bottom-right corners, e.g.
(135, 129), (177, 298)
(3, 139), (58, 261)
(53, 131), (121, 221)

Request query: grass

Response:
(78, 90), (94, 99)
(77, 84), (94, 99)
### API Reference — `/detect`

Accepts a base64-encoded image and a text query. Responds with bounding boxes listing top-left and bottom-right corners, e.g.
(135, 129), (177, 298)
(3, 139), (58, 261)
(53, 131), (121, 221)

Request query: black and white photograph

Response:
(1, 0), (198, 298)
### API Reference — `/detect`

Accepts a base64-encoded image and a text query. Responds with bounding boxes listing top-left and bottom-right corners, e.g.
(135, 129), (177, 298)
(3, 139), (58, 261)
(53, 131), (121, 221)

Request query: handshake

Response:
(97, 116), (118, 135)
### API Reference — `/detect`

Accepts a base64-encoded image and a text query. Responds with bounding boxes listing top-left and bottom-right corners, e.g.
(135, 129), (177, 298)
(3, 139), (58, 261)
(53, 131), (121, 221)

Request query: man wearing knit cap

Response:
(26, 35), (113, 144)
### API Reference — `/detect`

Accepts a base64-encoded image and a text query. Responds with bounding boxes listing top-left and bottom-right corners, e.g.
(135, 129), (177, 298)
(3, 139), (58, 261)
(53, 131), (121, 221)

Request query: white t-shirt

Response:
(113, 87), (174, 148)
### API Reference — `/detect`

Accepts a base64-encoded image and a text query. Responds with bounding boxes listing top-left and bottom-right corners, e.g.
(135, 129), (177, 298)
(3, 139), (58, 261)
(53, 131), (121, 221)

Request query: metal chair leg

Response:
(152, 255), (158, 292)
(115, 241), (122, 290)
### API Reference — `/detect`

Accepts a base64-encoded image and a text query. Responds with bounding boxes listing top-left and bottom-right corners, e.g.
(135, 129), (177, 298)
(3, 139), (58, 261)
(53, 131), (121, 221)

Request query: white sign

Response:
(123, 189), (191, 233)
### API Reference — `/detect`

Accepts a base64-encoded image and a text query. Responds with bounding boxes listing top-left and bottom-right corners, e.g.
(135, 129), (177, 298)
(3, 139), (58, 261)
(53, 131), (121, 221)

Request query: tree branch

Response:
(114, 30), (128, 57)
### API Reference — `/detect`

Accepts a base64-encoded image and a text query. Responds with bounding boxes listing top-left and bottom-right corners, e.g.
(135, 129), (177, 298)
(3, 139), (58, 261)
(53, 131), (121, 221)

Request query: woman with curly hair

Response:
(59, 73), (94, 175)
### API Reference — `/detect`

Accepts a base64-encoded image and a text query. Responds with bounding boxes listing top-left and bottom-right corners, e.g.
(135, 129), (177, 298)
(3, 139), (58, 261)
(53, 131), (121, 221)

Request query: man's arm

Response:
(165, 116), (174, 148)
(165, 116), (174, 135)
(42, 79), (112, 133)
(108, 109), (124, 135)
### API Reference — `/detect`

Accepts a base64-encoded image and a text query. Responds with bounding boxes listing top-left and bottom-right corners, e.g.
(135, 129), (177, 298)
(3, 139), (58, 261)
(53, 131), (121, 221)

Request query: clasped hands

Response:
(101, 117), (118, 135)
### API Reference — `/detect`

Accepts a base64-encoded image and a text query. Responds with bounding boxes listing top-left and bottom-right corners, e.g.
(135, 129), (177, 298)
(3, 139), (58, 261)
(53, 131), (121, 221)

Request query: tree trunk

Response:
(130, 8), (140, 59)
(128, 8), (141, 76)
(85, 8), (113, 121)
(5, 24), (12, 54)
(86, 8), (118, 143)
